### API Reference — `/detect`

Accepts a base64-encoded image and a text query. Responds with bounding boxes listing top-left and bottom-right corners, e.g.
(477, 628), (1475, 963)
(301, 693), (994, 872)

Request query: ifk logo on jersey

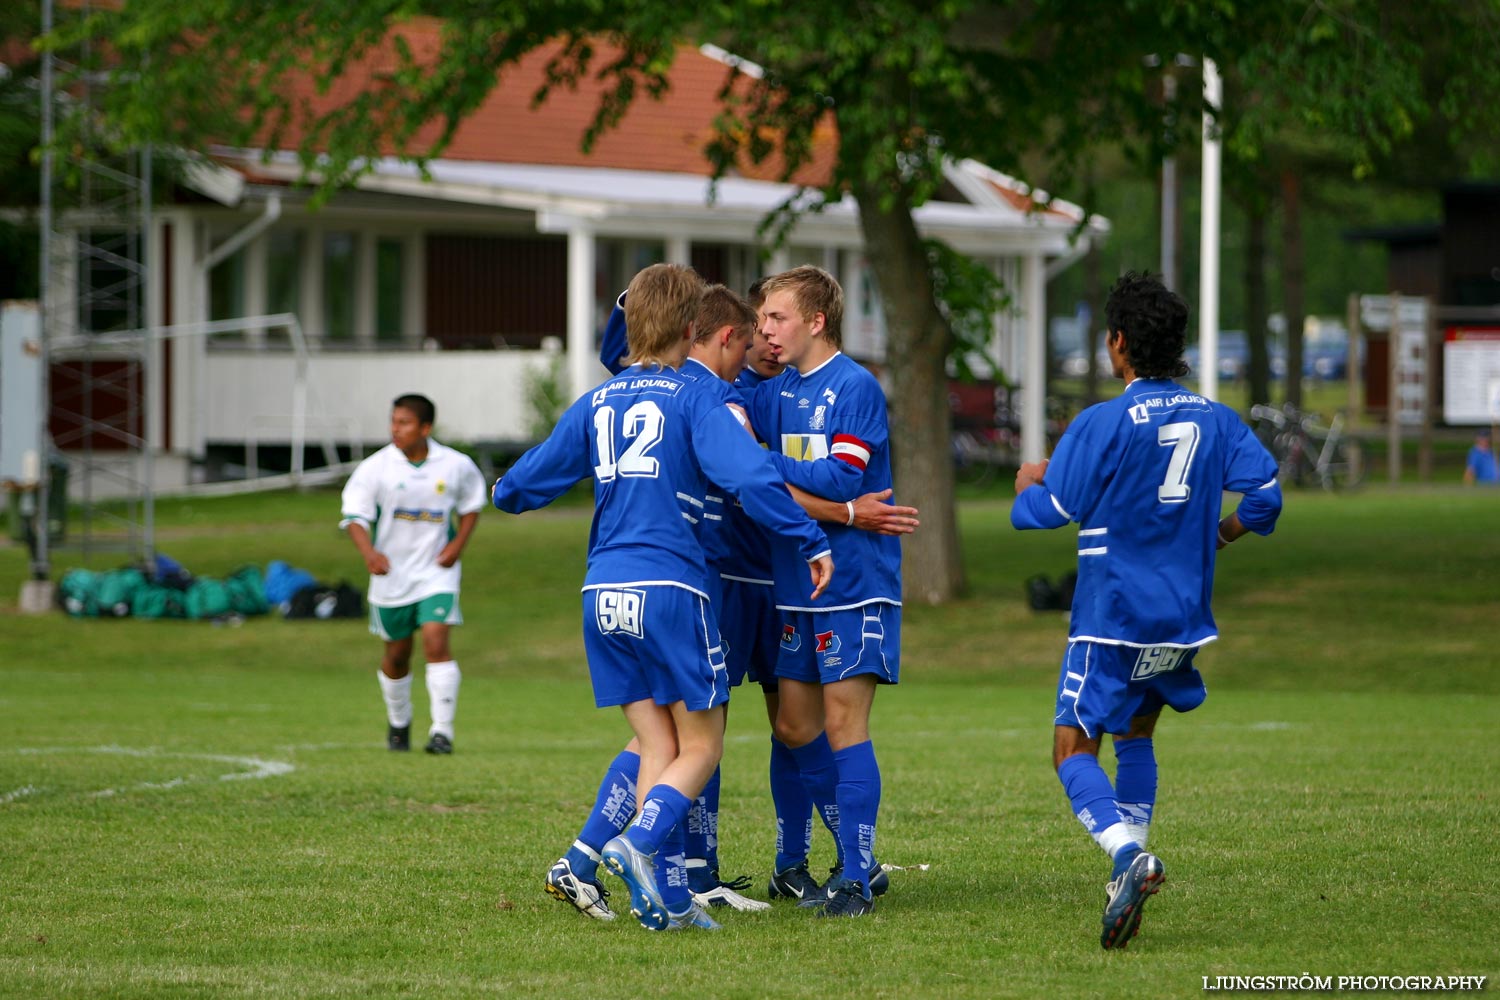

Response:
(814, 630), (840, 654)
(780, 624), (802, 652)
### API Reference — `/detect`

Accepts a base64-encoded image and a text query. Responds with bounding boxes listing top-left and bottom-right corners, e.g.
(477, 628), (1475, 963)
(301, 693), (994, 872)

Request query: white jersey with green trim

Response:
(339, 440), (486, 608)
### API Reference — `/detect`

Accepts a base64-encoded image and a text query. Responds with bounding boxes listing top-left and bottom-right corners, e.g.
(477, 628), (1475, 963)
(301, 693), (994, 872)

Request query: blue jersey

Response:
(494, 364), (829, 599)
(1011, 379), (1282, 648)
(747, 352), (902, 611)
(599, 290), (629, 375)
(712, 366), (778, 585)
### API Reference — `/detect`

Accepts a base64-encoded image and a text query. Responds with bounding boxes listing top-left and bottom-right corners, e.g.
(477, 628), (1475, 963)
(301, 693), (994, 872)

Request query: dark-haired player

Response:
(340, 393), (486, 754)
(1011, 271), (1282, 948)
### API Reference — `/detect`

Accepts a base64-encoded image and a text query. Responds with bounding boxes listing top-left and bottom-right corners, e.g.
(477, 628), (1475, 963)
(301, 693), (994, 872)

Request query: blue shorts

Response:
(581, 585), (729, 711)
(776, 602), (900, 685)
(717, 577), (780, 689)
(1054, 641), (1207, 738)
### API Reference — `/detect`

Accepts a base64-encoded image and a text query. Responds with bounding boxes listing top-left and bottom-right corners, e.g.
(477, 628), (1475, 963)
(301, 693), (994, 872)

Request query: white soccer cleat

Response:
(544, 858), (615, 921)
(691, 881), (772, 912)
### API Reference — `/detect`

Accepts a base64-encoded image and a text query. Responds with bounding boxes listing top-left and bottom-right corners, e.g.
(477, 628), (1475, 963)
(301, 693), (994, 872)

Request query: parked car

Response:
(1185, 331), (1286, 382)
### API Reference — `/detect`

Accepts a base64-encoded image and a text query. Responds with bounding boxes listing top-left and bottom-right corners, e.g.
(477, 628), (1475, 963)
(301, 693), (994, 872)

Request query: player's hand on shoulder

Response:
(853, 489), (919, 535)
(1014, 459), (1049, 495)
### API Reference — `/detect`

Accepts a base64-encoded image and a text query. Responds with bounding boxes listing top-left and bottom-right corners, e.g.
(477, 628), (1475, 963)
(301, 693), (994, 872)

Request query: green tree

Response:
(55, 0), (1499, 600)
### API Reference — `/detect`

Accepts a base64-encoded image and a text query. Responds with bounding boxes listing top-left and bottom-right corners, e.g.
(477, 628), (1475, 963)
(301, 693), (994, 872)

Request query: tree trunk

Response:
(1244, 199), (1271, 407)
(851, 180), (964, 604)
(1280, 169), (1306, 409)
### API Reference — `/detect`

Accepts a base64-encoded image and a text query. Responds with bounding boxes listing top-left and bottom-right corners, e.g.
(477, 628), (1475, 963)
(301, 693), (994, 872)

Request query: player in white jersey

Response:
(340, 394), (486, 754)
(1012, 272), (1282, 948)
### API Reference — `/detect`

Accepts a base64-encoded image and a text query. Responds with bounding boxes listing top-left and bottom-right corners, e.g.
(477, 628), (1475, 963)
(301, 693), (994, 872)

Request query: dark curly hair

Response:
(1104, 271), (1190, 379)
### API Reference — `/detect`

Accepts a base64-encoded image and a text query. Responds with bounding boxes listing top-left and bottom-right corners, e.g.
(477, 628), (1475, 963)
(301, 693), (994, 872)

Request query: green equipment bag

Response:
(131, 583), (186, 620)
(94, 568), (146, 618)
(184, 577), (232, 620)
(59, 568), (102, 617)
(224, 565), (270, 616)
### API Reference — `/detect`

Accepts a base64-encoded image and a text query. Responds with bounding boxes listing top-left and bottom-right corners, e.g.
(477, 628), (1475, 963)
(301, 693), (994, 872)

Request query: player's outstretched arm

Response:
(787, 485), (919, 535)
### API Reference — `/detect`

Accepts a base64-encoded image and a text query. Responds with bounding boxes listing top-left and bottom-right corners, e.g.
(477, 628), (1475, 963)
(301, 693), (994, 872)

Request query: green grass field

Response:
(2, 487), (1497, 998)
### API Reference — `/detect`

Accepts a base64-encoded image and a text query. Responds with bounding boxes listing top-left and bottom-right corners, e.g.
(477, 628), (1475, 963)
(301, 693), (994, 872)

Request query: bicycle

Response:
(1249, 402), (1363, 491)
(952, 425), (1013, 488)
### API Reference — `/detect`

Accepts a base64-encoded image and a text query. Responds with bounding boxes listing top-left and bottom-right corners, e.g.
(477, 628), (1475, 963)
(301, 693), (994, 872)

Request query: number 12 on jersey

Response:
(593, 401), (665, 482)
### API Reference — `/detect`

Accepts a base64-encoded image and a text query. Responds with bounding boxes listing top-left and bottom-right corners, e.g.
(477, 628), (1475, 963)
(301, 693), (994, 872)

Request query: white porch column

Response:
(666, 235), (690, 266)
(769, 246), (791, 274)
(1199, 57), (1223, 401)
(1021, 252), (1047, 465)
(567, 222), (599, 400)
(840, 250), (864, 357)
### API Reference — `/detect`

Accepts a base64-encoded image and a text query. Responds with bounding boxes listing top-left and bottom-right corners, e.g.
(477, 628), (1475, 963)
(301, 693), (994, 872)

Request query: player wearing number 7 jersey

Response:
(493, 263), (832, 932)
(1011, 271), (1282, 949)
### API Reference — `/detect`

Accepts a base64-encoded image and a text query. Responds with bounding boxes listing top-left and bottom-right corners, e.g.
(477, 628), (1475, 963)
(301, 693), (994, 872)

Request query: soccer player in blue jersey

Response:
(748, 265), (904, 917)
(546, 285), (916, 922)
(1011, 271), (1283, 949)
(495, 264), (833, 932)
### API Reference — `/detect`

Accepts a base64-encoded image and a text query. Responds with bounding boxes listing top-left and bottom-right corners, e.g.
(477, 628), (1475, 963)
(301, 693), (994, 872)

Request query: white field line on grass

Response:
(3, 745), (295, 802)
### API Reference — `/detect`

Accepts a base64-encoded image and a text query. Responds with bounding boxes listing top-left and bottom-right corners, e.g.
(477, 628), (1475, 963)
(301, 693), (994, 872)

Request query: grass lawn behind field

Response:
(0, 486), (1496, 998)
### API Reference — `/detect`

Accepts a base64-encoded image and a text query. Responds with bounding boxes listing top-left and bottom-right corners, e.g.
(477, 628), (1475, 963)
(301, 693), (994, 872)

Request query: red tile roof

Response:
(269, 23), (837, 186)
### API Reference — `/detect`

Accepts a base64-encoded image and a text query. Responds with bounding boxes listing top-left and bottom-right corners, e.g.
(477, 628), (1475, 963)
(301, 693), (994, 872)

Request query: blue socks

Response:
(833, 740), (881, 896)
(656, 822), (692, 917)
(1057, 752), (1141, 878)
(624, 783), (692, 856)
(770, 736), (815, 872)
(566, 748), (639, 881)
(685, 766), (721, 893)
(790, 732), (843, 867)
(1113, 737), (1157, 848)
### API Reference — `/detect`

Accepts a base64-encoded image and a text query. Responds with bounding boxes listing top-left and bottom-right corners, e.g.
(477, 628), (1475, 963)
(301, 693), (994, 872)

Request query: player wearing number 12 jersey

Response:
(493, 264), (832, 932)
(1011, 271), (1282, 949)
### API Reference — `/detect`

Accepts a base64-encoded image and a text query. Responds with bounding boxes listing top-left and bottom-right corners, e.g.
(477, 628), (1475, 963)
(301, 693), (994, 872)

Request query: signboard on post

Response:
(1443, 327), (1500, 425)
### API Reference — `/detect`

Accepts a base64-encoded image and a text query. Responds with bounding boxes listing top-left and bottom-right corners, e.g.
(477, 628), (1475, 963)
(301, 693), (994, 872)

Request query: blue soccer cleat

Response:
(1101, 851), (1165, 949)
(602, 835), (668, 931)
(658, 902), (722, 931)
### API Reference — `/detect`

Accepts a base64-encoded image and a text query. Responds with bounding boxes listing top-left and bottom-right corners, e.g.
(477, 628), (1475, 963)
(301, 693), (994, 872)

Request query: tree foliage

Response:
(45, 0), (1500, 600)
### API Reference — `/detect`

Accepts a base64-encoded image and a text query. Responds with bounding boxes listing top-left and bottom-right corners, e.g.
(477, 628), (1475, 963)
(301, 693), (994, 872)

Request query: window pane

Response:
(208, 243), (245, 342)
(376, 238), (404, 342)
(267, 230), (302, 345)
(323, 232), (356, 342)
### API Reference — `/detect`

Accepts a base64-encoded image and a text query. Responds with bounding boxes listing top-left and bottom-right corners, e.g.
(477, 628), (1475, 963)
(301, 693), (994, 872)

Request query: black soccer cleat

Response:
(768, 861), (824, 902)
(818, 878), (876, 918)
(387, 724), (411, 752)
(424, 732), (453, 755)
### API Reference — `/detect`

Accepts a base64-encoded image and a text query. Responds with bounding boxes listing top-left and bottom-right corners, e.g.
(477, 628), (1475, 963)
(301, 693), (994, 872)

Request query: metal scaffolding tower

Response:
(38, 0), (156, 576)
